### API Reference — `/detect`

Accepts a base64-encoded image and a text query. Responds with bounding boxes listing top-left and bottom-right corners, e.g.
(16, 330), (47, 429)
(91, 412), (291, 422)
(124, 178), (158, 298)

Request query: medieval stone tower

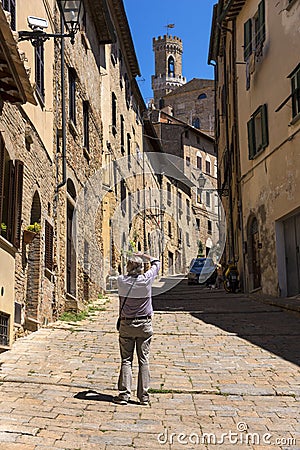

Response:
(152, 34), (186, 108)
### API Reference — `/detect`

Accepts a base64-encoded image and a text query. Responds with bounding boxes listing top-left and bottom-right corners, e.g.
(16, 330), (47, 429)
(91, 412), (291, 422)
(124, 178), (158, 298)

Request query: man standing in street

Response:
(114, 252), (160, 406)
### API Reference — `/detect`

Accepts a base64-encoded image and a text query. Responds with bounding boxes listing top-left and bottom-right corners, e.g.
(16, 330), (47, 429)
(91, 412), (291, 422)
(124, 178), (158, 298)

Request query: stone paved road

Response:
(0, 277), (299, 449)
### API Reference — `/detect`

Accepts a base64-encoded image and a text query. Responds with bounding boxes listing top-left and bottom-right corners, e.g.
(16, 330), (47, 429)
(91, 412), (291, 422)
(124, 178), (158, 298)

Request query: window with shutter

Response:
(45, 221), (53, 271)
(247, 104), (269, 159)
(244, 19), (252, 60)
(290, 65), (300, 119)
(12, 160), (24, 248)
(244, 0), (266, 62)
(6, 160), (14, 243)
(261, 104), (269, 148)
(0, 140), (24, 247)
(247, 118), (255, 160)
(256, 0), (266, 47)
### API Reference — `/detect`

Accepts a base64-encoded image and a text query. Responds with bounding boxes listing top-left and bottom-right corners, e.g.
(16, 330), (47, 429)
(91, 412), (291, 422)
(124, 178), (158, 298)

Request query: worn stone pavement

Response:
(0, 279), (299, 450)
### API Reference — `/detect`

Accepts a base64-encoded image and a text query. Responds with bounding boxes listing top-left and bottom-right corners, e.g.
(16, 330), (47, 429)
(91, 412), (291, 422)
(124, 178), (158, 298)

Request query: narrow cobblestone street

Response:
(0, 278), (299, 450)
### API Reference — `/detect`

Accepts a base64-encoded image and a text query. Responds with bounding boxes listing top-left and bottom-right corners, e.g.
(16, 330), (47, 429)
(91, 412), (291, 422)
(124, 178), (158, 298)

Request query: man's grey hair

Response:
(126, 255), (143, 275)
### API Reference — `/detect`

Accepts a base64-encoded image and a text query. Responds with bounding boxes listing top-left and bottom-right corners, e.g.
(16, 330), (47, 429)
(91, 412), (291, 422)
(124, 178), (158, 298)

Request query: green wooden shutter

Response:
(12, 160), (24, 248)
(6, 160), (15, 242)
(244, 19), (252, 60)
(0, 138), (5, 224)
(261, 104), (269, 149)
(257, 0), (266, 44)
(247, 118), (255, 160)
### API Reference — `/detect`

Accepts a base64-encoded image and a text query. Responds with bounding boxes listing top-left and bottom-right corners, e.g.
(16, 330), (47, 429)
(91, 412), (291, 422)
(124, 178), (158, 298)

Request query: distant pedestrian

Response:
(215, 264), (224, 289)
(114, 252), (160, 406)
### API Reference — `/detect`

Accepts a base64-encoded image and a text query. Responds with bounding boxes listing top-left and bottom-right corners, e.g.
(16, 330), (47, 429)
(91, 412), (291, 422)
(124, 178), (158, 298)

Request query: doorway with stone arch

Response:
(25, 191), (42, 328)
(247, 215), (261, 291)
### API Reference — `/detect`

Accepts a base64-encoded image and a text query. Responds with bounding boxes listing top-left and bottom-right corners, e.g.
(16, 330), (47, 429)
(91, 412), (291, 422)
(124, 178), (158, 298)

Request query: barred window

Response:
(0, 312), (9, 347)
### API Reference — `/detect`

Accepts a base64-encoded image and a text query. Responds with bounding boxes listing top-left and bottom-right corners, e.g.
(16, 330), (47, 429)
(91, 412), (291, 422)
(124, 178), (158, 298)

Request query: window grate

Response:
(0, 312), (9, 347)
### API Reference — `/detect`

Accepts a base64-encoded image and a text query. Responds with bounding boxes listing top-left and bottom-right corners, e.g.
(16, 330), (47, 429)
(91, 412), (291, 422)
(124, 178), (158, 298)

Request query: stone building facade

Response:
(149, 110), (220, 272)
(161, 78), (215, 137)
(209, 0), (300, 297)
(0, 0), (162, 350)
(0, 2), (52, 349)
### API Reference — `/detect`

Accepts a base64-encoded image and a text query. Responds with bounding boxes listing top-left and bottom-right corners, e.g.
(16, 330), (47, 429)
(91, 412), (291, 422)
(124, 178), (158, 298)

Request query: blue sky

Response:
(123, 0), (217, 102)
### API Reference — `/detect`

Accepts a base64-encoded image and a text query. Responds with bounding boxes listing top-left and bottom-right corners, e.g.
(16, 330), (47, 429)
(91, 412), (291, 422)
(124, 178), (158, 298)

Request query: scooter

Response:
(224, 262), (239, 293)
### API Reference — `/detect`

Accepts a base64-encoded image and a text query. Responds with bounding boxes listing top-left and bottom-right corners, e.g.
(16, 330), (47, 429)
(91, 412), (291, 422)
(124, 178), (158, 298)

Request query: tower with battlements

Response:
(152, 34), (186, 108)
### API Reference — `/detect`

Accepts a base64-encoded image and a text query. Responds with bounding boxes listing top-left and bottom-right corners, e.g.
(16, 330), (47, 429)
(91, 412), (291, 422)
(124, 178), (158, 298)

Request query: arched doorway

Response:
(67, 179), (76, 297)
(26, 191), (41, 324)
(247, 216), (261, 291)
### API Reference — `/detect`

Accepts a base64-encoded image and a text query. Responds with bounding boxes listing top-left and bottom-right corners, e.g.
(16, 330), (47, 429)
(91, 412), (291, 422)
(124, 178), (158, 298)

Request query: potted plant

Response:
(0, 223), (7, 236)
(23, 222), (41, 244)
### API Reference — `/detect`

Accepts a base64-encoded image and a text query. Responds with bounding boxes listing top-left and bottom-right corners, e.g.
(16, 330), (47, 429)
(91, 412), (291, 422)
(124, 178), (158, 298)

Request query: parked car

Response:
(187, 257), (217, 285)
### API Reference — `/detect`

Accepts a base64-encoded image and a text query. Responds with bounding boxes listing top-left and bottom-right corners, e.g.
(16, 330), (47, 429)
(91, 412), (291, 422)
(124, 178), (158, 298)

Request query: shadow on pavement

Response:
(74, 390), (140, 405)
(74, 390), (114, 402)
(152, 278), (300, 367)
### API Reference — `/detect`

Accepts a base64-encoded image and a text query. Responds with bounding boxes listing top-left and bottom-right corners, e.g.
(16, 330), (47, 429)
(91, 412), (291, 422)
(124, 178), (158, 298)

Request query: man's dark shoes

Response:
(113, 396), (128, 405)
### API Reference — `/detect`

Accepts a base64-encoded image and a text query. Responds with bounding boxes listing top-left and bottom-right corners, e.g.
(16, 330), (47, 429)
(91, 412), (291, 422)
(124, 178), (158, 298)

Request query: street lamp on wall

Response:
(18, 0), (83, 46)
(198, 173), (229, 197)
(57, 0), (83, 41)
